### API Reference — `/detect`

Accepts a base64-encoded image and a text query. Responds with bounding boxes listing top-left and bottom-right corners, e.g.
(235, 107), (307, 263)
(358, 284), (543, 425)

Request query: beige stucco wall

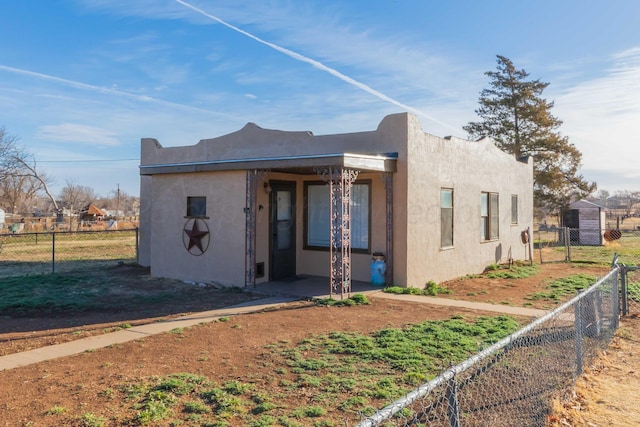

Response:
(404, 114), (534, 285)
(140, 114), (410, 286)
(139, 112), (532, 288)
(138, 174), (152, 267)
(146, 171), (247, 286)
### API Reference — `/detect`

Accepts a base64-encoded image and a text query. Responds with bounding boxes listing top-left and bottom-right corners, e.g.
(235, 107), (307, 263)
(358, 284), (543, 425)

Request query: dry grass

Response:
(548, 317), (640, 426)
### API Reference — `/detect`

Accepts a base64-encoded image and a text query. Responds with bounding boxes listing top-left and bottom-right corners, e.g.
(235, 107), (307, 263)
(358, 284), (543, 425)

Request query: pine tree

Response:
(464, 55), (596, 210)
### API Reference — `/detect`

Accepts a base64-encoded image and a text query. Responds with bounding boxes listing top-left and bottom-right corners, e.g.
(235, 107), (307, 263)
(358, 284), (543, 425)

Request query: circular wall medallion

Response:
(182, 218), (210, 256)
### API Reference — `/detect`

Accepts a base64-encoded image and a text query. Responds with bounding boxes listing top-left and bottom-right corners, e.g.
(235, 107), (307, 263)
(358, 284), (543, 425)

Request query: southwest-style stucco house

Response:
(139, 112), (533, 295)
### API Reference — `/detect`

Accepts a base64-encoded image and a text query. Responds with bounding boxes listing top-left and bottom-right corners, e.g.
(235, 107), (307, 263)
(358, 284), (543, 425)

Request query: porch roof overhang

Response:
(139, 152), (397, 176)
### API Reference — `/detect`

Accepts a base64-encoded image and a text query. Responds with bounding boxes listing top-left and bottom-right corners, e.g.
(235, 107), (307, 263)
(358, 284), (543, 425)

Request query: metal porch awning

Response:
(139, 152), (397, 175)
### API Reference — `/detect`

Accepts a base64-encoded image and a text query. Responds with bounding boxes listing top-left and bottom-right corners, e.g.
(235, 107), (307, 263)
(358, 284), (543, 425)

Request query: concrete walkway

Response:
(373, 292), (548, 318)
(0, 290), (547, 372)
(0, 296), (295, 371)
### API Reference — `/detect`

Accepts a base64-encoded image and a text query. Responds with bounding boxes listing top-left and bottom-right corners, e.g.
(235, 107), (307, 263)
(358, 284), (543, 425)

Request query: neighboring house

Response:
(139, 113), (533, 292)
(79, 203), (106, 223)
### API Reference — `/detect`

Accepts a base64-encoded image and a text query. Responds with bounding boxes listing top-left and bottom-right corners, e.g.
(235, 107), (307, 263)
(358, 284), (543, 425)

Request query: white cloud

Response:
(553, 46), (640, 186)
(36, 123), (121, 147)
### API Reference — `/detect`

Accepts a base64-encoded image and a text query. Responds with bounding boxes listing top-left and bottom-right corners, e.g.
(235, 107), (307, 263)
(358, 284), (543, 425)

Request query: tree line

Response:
(0, 129), (137, 217)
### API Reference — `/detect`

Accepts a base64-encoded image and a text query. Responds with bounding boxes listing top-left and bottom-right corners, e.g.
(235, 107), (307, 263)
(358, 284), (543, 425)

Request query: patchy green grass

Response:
(44, 405), (67, 415)
(525, 274), (597, 303)
(628, 282), (640, 302)
(314, 293), (370, 307)
(0, 269), (252, 316)
(384, 281), (452, 297)
(485, 263), (540, 279)
(0, 274), (110, 314)
(79, 413), (106, 427)
(48, 315), (519, 426)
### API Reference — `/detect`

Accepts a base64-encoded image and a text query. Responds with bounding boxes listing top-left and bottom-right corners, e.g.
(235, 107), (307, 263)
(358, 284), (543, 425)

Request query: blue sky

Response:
(1, 0), (639, 198)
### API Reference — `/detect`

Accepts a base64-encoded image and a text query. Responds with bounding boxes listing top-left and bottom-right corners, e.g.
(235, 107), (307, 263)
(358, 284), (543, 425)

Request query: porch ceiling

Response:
(139, 152), (397, 175)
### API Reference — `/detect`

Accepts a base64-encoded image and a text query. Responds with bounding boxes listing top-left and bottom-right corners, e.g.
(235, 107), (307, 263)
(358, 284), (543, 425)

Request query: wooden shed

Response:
(562, 200), (606, 245)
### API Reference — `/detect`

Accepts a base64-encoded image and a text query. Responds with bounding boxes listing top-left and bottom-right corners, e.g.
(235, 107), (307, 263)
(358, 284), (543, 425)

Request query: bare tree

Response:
(59, 179), (97, 214)
(613, 190), (640, 218)
(0, 127), (59, 213)
(0, 127), (21, 181)
(0, 175), (40, 214)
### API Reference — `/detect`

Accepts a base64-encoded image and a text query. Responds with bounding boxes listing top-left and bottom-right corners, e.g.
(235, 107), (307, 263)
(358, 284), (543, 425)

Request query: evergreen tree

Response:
(464, 55), (596, 210)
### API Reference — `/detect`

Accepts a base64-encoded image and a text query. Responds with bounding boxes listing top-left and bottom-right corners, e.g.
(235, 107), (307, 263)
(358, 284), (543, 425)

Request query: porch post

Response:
(383, 172), (394, 286)
(244, 170), (258, 287)
(318, 167), (359, 298)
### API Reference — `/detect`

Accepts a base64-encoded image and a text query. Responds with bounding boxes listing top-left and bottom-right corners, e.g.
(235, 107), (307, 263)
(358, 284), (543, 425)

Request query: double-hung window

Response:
(481, 192), (499, 240)
(441, 188), (453, 248)
(511, 194), (518, 225)
(304, 181), (370, 251)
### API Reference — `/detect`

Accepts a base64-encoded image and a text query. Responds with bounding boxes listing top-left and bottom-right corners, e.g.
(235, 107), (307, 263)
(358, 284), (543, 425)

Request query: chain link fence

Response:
(535, 226), (640, 265)
(357, 267), (621, 427)
(621, 264), (640, 317)
(0, 228), (138, 278)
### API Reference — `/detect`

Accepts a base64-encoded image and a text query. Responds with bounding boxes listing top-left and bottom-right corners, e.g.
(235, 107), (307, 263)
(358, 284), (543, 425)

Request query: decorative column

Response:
(317, 167), (359, 298)
(383, 172), (394, 286)
(244, 169), (269, 287)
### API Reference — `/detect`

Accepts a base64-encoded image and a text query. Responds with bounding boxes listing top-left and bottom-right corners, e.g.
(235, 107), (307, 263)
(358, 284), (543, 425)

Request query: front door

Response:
(270, 181), (296, 280)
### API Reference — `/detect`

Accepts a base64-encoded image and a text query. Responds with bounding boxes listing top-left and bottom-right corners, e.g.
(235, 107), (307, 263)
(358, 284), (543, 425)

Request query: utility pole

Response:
(116, 183), (121, 221)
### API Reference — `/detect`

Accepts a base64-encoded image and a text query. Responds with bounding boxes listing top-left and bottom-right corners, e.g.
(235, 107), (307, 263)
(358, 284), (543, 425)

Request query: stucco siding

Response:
(138, 174), (152, 267)
(404, 116), (533, 286)
(139, 113), (533, 289)
(149, 171), (246, 286)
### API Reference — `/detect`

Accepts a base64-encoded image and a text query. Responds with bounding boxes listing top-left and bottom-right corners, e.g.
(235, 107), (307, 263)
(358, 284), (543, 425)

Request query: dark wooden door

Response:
(270, 182), (296, 280)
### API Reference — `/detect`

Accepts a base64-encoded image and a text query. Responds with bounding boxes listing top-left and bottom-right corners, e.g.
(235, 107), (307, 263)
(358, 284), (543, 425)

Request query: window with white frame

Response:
(511, 194), (518, 224)
(481, 192), (499, 240)
(441, 188), (453, 248)
(304, 181), (370, 251)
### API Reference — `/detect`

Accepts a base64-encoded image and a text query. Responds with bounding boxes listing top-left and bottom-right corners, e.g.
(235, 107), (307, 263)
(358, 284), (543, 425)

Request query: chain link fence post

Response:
(445, 372), (460, 427)
(574, 296), (584, 377)
(613, 267), (620, 329)
(51, 231), (56, 274)
(621, 265), (628, 317)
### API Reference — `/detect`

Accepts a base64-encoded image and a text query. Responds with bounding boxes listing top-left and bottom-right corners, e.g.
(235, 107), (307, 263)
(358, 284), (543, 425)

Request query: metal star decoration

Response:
(183, 218), (210, 254)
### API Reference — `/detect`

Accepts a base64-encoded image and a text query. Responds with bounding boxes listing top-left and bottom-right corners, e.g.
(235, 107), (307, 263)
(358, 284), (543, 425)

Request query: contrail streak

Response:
(0, 64), (242, 120)
(175, 0), (460, 133)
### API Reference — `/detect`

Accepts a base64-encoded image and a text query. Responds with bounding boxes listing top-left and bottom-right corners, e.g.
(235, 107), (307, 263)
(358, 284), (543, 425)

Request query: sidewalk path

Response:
(0, 296), (294, 372)
(0, 293), (547, 372)
(371, 292), (548, 318)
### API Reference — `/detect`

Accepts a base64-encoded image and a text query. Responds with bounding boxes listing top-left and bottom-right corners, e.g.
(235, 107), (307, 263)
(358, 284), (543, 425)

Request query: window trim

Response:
(303, 180), (371, 254)
(440, 188), (454, 248)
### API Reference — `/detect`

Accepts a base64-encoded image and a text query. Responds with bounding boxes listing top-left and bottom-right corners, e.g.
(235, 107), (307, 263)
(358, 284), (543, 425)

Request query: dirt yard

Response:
(0, 262), (636, 426)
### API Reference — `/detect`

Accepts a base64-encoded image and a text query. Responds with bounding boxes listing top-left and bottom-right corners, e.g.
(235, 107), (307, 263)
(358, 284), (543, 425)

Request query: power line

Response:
(36, 158), (140, 163)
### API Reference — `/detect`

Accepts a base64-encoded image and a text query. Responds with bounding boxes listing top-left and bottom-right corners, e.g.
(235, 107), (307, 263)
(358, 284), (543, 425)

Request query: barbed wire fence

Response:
(357, 267), (624, 427)
(0, 228), (138, 278)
